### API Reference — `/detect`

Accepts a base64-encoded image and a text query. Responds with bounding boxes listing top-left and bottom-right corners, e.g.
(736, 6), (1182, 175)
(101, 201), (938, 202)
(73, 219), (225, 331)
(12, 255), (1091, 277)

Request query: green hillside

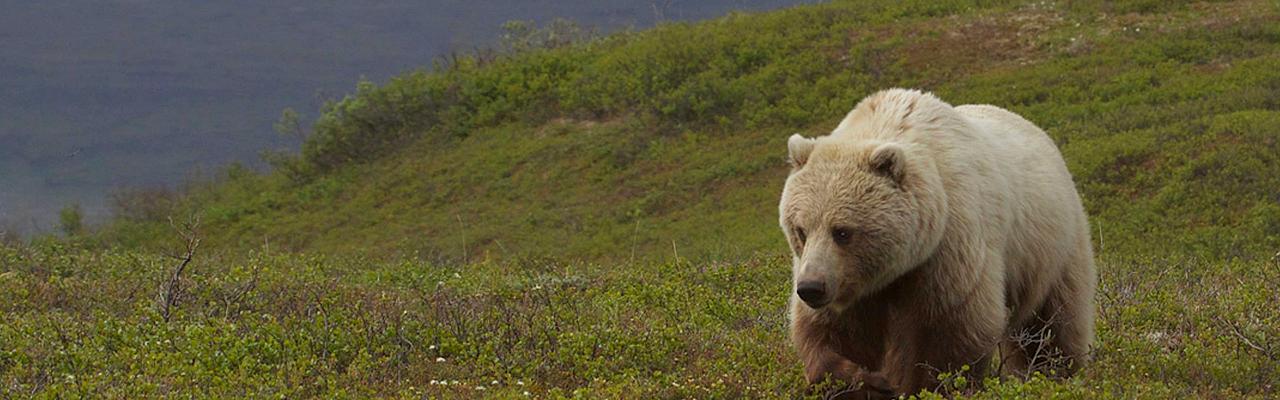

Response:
(6, 0), (1280, 398)
(102, 0), (1280, 264)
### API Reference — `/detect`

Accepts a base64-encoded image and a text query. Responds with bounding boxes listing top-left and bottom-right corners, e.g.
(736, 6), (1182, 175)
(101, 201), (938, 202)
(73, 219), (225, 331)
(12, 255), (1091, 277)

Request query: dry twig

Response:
(157, 215), (200, 322)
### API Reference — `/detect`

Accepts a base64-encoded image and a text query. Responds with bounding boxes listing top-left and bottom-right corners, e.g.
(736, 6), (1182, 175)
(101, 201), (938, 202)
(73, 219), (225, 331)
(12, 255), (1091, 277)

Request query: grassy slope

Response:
(105, 0), (1280, 264)
(5, 0), (1280, 398)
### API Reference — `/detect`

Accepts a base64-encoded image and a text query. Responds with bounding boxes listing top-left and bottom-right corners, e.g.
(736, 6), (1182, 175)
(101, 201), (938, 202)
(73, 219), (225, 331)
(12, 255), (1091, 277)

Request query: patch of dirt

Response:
(842, 7), (1067, 85)
(905, 9), (1064, 78)
(1190, 0), (1275, 31)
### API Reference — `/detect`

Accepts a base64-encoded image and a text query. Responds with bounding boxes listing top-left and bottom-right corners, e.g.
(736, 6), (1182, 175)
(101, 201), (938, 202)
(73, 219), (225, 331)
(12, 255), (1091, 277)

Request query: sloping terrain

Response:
(0, 0), (814, 230)
(3, 0), (1279, 398)
(102, 0), (1280, 264)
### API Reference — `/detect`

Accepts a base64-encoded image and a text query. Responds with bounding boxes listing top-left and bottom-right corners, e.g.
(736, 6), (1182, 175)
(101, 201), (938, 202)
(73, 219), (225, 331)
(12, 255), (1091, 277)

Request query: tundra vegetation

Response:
(3, 0), (1280, 398)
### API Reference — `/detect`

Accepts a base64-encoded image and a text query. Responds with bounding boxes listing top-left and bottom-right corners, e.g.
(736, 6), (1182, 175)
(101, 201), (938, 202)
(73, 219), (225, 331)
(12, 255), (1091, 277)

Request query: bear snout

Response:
(796, 280), (829, 308)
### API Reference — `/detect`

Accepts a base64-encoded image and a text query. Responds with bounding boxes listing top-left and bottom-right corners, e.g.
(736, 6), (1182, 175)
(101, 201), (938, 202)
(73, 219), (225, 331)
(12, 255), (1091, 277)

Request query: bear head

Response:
(779, 133), (947, 313)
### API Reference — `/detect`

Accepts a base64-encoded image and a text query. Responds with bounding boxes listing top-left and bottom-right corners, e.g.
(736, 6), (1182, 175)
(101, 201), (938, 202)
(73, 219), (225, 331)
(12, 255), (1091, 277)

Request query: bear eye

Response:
(831, 227), (853, 246)
(794, 227), (807, 245)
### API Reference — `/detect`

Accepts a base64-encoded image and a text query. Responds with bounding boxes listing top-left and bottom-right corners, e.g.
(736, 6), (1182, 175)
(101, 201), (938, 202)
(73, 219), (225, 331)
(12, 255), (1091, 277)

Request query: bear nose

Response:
(796, 281), (828, 308)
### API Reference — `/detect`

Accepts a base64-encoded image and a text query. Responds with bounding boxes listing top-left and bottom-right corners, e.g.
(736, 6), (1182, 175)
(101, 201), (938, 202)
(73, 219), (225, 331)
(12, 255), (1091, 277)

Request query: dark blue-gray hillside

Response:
(0, 0), (817, 233)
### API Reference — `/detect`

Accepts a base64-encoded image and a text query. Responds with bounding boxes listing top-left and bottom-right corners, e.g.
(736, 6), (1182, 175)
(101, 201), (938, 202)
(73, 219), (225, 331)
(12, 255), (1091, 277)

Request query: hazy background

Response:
(0, 0), (818, 234)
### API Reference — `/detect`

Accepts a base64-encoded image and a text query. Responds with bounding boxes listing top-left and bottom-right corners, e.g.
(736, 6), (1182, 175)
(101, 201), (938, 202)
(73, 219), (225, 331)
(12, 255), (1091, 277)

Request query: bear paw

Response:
(827, 371), (898, 400)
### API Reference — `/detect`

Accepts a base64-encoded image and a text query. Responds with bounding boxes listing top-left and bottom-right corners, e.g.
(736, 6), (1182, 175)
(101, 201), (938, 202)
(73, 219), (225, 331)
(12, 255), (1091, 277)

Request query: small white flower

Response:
(436, 357), (446, 362)
(517, 380), (525, 386)
(491, 380), (499, 385)
(523, 391), (531, 396)
(476, 386), (486, 391)
(453, 272), (461, 278)
(428, 345), (437, 350)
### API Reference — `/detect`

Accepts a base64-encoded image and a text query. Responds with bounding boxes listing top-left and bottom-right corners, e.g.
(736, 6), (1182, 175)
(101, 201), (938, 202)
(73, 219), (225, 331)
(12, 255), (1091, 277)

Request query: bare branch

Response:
(157, 215), (201, 323)
(1218, 316), (1278, 362)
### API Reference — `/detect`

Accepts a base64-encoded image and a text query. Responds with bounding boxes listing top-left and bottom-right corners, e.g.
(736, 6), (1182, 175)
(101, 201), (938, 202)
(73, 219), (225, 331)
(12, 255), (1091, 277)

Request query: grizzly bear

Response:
(779, 89), (1095, 396)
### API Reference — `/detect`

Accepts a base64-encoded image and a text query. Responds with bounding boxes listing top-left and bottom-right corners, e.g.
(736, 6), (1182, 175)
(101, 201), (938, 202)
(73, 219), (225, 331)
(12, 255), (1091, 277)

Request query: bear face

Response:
(779, 135), (947, 313)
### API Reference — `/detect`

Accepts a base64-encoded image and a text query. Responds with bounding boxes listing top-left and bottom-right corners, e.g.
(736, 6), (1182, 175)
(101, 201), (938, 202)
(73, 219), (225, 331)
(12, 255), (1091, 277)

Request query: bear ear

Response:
(869, 142), (906, 183)
(788, 134), (817, 169)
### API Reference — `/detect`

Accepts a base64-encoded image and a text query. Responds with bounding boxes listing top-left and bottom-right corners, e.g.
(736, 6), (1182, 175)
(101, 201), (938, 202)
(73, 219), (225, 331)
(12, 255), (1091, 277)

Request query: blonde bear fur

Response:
(779, 89), (1095, 395)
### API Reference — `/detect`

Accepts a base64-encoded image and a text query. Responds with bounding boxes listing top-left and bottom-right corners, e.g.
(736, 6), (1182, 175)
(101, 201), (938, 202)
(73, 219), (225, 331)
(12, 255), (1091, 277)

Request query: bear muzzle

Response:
(796, 280), (830, 308)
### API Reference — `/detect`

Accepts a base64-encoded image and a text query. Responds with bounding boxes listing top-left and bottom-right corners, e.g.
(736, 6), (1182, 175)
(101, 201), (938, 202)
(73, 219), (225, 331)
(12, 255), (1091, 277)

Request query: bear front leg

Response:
(882, 296), (1005, 394)
(798, 353), (899, 400)
(790, 301), (892, 392)
(882, 323), (995, 394)
(801, 346), (859, 384)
